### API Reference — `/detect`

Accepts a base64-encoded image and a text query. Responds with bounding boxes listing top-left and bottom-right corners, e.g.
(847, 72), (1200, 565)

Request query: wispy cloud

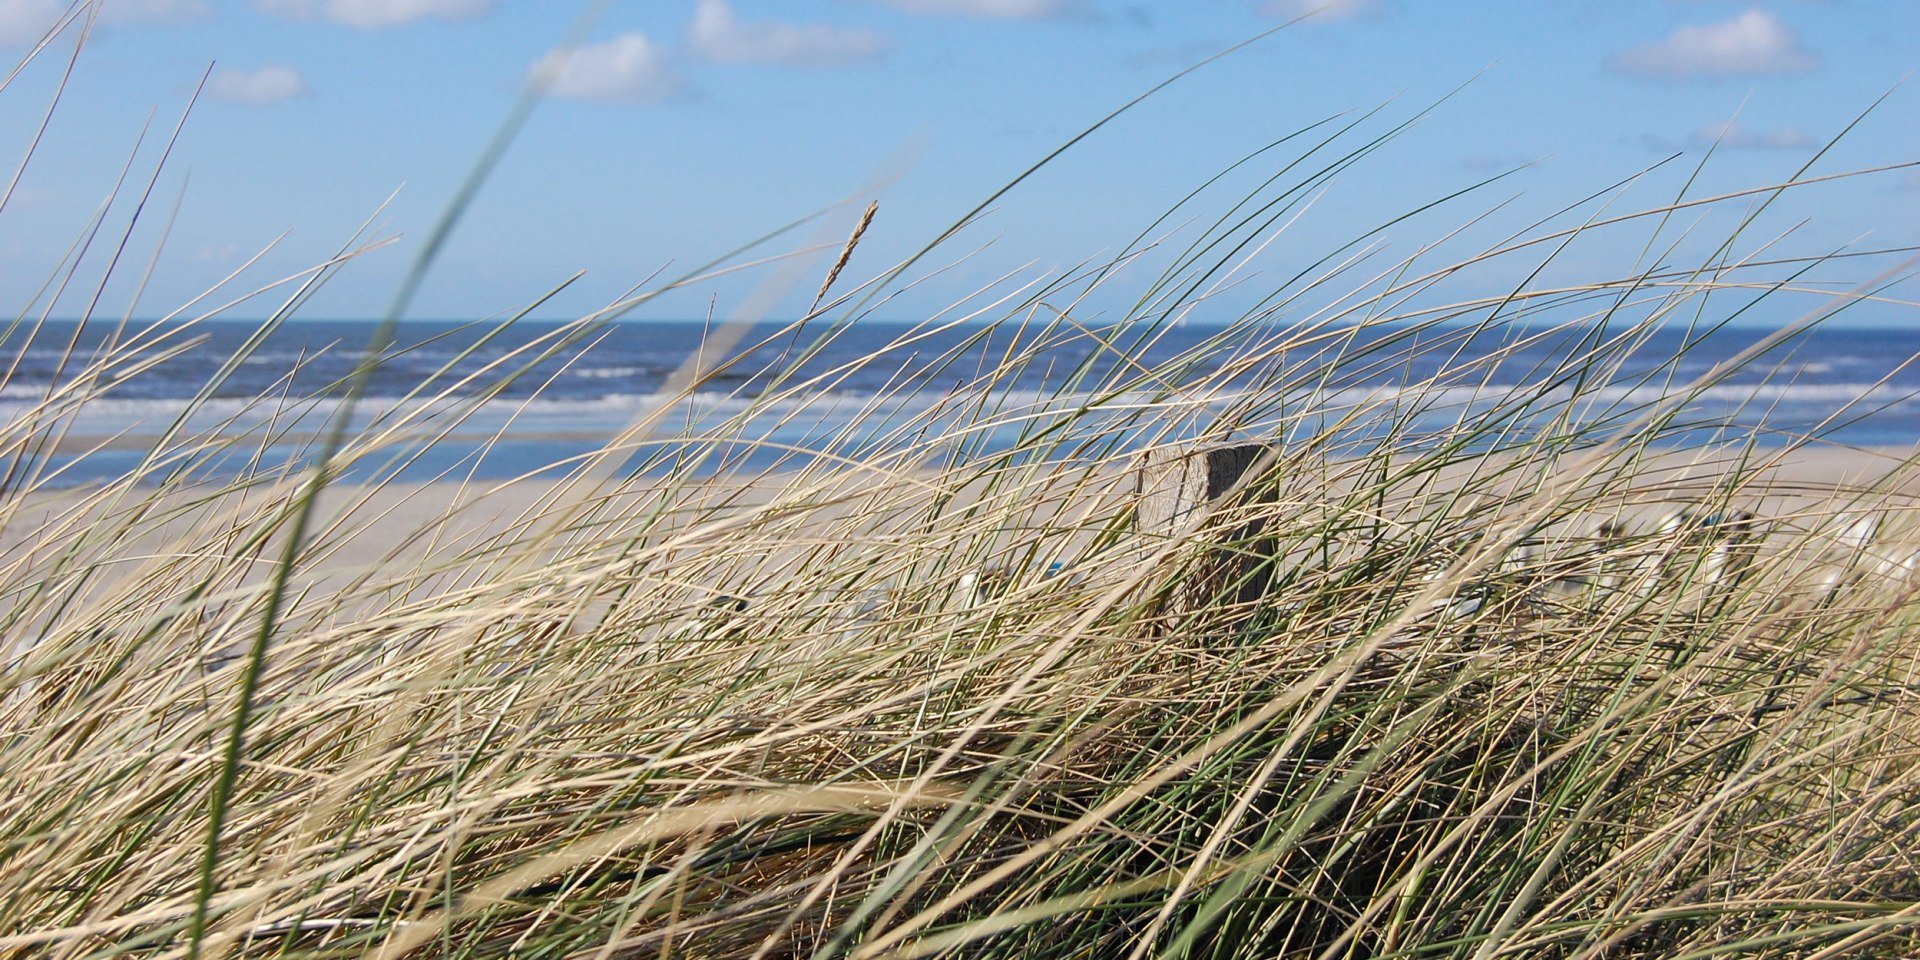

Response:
(102, 0), (210, 22)
(529, 32), (680, 104)
(0, 0), (68, 45)
(207, 64), (308, 105)
(1692, 120), (1816, 150)
(1, 0), (208, 45)
(689, 0), (887, 67)
(872, 0), (1083, 20)
(1607, 9), (1819, 80)
(257, 0), (490, 30)
(1262, 0), (1384, 23)
(1638, 119), (1818, 153)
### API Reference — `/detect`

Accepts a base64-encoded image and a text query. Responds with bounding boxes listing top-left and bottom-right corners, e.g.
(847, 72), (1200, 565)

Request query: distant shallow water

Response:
(5, 319), (1918, 487)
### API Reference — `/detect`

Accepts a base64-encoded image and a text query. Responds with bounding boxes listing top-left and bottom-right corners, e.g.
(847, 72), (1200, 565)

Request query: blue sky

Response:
(0, 0), (1914, 325)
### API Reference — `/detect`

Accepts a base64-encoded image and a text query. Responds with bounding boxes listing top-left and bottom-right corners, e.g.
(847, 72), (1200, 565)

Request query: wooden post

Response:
(1135, 442), (1279, 622)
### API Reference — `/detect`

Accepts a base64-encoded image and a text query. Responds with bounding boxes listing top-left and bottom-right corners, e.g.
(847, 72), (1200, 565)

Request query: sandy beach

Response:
(7, 441), (1919, 592)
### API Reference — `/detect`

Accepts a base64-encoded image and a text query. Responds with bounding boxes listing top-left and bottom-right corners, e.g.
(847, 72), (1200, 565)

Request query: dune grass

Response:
(7, 16), (1920, 959)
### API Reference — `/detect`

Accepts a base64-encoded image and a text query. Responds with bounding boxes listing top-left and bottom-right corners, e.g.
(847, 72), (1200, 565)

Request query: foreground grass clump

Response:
(6, 289), (1920, 960)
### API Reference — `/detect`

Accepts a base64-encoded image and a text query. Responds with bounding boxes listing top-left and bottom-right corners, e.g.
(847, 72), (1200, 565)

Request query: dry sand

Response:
(4, 442), (1918, 589)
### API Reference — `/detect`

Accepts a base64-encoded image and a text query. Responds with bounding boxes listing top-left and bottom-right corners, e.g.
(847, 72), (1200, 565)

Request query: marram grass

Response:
(6, 27), (1920, 960)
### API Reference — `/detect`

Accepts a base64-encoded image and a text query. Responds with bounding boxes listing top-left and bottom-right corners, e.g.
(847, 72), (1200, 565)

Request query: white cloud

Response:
(193, 243), (242, 262)
(0, 0), (66, 45)
(99, 0), (208, 23)
(873, 0), (1081, 20)
(1262, 0), (1383, 23)
(1638, 119), (1821, 153)
(1608, 9), (1819, 80)
(529, 32), (679, 104)
(1691, 120), (1815, 150)
(256, 0), (489, 29)
(689, 0), (887, 67)
(206, 64), (307, 105)
(1, 0), (206, 45)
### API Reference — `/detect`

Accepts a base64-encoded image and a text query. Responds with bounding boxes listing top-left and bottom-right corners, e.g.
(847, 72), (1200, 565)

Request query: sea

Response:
(4, 318), (1918, 488)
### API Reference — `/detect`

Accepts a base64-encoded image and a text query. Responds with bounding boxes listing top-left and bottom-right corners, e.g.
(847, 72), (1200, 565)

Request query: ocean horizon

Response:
(5, 316), (1916, 488)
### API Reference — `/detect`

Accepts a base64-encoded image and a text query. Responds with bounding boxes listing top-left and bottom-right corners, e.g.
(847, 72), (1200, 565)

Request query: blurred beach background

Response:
(13, 316), (1920, 488)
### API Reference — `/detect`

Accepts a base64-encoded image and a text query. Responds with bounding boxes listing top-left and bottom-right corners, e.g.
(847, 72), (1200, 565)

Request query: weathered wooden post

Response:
(1135, 442), (1280, 623)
